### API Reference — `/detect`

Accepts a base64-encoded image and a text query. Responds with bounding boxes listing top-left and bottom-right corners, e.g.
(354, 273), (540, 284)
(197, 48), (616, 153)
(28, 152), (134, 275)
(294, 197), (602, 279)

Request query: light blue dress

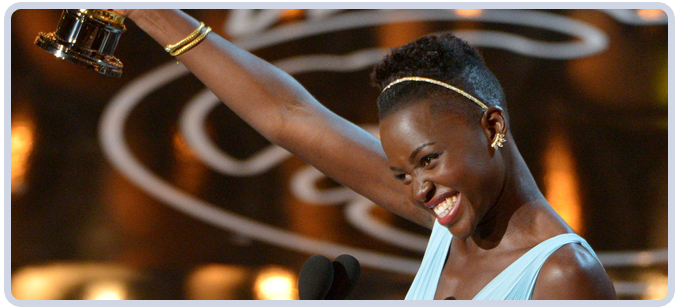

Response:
(405, 220), (601, 300)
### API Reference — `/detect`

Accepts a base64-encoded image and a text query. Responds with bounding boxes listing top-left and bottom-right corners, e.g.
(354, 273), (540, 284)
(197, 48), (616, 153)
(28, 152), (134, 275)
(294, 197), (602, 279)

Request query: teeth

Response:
(433, 196), (457, 218)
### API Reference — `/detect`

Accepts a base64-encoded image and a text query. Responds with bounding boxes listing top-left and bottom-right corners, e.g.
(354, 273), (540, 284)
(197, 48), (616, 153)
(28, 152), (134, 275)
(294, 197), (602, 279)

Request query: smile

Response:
(432, 194), (458, 219)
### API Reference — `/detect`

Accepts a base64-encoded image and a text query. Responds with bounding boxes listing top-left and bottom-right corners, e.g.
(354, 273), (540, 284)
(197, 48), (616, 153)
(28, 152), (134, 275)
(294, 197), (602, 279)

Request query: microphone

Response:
(298, 254), (360, 300)
(324, 254), (360, 300)
(298, 255), (334, 300)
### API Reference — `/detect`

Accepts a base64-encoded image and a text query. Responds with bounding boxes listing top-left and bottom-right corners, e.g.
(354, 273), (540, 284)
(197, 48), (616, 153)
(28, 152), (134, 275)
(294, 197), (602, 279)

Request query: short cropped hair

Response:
(371, 32), (507, 121)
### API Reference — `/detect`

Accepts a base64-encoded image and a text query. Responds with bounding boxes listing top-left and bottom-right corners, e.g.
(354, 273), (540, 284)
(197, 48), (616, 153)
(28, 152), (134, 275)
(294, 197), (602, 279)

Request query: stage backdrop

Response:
(10, 9), (669, 300)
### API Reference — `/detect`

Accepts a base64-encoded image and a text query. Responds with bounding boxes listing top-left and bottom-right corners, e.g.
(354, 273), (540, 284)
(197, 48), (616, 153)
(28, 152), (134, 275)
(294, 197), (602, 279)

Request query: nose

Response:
(413, 179), (435, 205)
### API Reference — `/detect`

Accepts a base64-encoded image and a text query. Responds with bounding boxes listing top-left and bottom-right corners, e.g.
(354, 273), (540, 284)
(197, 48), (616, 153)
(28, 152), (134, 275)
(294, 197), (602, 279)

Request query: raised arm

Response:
(119, 9), (434, 228)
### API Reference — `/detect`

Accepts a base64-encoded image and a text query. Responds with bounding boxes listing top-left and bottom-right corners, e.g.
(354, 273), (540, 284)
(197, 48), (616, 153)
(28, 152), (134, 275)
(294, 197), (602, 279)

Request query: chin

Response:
(444, 223), (473, 240)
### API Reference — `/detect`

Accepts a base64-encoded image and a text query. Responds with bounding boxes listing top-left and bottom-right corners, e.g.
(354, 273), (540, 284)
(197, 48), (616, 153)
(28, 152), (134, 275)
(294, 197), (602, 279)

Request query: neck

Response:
(470, 137), (547, 250)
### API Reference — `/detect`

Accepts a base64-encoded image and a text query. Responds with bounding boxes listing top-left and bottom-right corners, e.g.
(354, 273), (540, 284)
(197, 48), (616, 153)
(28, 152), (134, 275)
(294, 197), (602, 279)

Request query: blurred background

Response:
(10, 9), (669, 300)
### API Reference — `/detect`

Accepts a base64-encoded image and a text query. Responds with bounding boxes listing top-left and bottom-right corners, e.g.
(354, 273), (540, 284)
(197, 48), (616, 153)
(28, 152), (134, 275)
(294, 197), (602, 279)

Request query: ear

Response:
(480, 106), (508, 148)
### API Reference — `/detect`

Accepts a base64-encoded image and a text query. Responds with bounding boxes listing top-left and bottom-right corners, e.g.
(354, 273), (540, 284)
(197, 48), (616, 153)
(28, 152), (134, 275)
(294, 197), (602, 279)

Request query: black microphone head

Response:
(334, 254), (360, 283)
(298, 255), (334, 300)
(324, 254), (360, 300)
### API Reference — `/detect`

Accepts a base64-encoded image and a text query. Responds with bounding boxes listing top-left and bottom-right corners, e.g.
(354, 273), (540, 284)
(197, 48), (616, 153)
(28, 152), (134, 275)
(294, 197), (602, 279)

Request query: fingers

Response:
(107, 9), (131, 17)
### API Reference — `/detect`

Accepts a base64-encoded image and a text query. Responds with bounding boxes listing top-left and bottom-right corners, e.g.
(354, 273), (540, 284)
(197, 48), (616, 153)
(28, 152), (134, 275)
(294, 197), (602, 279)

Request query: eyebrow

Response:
(409, 142), (436, 163)
(389, 142), (436, 172)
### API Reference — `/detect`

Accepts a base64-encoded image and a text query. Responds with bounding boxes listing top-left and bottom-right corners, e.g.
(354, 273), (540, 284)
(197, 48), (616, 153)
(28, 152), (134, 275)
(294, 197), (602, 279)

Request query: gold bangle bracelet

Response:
(169, 26), (212, 57)
(164, 22), (205, 53)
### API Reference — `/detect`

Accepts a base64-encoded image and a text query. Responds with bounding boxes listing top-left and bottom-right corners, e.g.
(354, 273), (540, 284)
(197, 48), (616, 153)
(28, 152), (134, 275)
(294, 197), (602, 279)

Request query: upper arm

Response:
(272, 101), (435, 229)
(532, 244), (617, 300)
(139, 14), (435, 229)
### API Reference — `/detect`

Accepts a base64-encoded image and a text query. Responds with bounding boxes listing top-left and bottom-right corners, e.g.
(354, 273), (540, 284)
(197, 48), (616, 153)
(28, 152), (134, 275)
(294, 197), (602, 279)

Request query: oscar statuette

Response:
(35, 9), (126, 77)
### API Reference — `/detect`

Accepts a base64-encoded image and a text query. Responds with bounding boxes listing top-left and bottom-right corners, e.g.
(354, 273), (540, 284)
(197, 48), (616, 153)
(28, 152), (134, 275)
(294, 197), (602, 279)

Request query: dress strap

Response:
(405, 220), (452, 300)
(473, 233), (598, 300)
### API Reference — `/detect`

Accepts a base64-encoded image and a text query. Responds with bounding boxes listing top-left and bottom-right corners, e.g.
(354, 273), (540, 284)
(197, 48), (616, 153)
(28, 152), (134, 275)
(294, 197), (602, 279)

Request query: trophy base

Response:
(35, 32), (123, 78)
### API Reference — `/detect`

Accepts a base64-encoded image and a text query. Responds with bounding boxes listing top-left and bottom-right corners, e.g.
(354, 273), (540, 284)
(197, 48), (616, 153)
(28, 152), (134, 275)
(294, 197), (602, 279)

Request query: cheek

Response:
(443, 130), (493, 182)
(462, 153), (505, 211)
(449, 160), (484, 193)
(442, 144), (488, 183)
(459, 136), (497, 184)
(439, 149), (495, 204)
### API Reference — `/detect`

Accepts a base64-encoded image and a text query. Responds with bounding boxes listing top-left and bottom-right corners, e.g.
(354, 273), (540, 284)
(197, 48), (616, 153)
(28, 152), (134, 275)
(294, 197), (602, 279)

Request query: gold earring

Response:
(491, 133), (506, 149)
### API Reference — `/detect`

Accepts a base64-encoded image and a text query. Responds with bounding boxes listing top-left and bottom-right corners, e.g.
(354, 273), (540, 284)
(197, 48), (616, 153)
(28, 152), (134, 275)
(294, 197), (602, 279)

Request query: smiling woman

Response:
(102, 9), (620, 300)
(374, 33), (616, 299)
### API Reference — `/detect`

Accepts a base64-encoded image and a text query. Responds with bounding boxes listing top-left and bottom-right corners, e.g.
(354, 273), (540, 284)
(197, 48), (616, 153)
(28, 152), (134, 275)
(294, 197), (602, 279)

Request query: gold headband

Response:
(381, 76), (488, 110)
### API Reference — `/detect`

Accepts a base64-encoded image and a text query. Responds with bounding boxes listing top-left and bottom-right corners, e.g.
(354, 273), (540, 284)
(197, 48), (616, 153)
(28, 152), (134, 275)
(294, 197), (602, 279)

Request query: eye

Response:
(394, 173), (412, 183)
(420, 153), (440, 167)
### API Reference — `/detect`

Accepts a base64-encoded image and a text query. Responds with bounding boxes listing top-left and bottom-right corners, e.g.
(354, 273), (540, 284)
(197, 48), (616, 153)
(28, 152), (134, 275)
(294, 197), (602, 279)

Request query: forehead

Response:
(378, 100), (475, 156)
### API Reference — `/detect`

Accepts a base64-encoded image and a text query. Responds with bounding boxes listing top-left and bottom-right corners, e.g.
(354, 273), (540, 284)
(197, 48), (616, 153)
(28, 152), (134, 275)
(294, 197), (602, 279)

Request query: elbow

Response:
(261, 101), (312, 146)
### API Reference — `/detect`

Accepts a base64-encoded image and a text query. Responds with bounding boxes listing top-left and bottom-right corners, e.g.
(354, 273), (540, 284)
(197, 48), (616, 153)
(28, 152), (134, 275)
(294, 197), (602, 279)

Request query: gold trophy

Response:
(35, 9), (126, 77)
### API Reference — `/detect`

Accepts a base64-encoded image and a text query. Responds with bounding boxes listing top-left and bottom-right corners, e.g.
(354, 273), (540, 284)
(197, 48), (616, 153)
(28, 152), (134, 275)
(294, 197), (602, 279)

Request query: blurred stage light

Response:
(640, 271), (669, 300)
(11, 119), (34, 194)
(544, 134), (583, 234)
(282, 9), (304, 20)
(11, 263), (138, 300)
(637, 9), (665, 21)
(455, 9), (483, 18)
(253, 266), (298, 300)
(186, 264), (249, 300)
(82, 281), (127, 300)
(173, 132), (198, 162)
(11, 268), (54, 300)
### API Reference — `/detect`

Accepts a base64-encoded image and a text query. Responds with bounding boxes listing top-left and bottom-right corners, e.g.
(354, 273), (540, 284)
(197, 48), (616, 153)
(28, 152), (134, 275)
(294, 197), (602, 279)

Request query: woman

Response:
(113, 9), (616, 299)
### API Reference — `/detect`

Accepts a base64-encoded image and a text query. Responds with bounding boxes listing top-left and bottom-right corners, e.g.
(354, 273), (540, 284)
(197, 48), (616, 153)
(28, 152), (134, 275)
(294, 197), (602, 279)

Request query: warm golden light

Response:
(11, 268), (54, 300)
(544, 134), (583, 234)
(253, 266), (298, 300)
(173, 131), (198, 162)
(11, 120), (35, 194)
(281, 9), (304, 20)
(640, 271), (669, 300)
(455, 9), (483, 18)
(82, 281), (127, 300)
(637, 9), (665, 21)
(186, 264), (249, 300)
(11, 263), (138, 300)
(171, 131), (208, 193)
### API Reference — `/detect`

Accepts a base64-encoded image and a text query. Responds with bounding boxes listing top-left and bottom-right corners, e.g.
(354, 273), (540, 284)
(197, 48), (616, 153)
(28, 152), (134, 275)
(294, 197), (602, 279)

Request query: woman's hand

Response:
(108, 9), (135, 19)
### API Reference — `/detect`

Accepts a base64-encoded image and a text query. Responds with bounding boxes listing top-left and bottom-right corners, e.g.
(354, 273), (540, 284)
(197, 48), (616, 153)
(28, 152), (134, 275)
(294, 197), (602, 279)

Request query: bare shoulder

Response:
(532, 243), (617, 300)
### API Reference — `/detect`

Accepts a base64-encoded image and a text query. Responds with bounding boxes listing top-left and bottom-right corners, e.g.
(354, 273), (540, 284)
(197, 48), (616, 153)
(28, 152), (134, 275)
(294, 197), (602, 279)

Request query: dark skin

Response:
(113, 9), (617, 299)
(380, 100), (617, 299)
(114, 9), (432, 228)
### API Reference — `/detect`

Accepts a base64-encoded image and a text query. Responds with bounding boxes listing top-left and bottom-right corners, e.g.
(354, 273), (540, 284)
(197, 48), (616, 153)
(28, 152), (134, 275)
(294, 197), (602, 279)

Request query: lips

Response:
(427, 192), (461, 225)
(432, 194), (457, 218)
